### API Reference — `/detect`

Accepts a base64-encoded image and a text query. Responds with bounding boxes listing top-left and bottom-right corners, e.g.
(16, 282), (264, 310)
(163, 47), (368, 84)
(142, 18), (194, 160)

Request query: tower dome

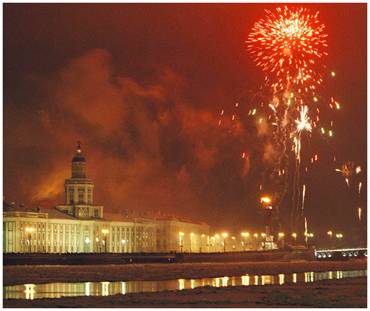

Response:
(71, 141), (87, 178)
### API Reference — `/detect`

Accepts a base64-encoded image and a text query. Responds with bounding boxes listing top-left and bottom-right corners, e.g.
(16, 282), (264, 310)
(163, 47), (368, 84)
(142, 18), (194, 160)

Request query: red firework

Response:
(247, 6), (328, 93)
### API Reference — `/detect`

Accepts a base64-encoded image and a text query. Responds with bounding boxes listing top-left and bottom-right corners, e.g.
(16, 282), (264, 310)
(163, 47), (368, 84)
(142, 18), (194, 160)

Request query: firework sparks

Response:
(295, 105), (312, 132)
(245, 6), (347, 234)
(301, 184), (306, 213)
(356, 166), (362, 174)
(358, 182), (362, 195)
(247, 6), (328, 91)
(358, 207), (362, 222)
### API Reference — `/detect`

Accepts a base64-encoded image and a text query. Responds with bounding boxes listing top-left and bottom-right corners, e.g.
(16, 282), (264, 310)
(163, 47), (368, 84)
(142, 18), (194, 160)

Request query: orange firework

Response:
(247, 6), (328, 92)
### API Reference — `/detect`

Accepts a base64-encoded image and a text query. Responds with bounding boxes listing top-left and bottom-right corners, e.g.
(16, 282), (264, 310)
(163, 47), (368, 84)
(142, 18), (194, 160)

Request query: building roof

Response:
(102, 212), (154, 223)
(40, 208), (77, 220)
(155, 215), (206, 226)
(3, 205), (77, 221)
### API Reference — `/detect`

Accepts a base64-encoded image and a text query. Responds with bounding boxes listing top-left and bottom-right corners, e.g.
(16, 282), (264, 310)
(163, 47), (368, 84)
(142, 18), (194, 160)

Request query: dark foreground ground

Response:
(3, 259), (367, 286)
(4, 277), (367, 308)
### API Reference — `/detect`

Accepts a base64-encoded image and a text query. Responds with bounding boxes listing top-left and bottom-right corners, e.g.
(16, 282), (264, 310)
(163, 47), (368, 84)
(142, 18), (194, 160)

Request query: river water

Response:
(4, 269), (366, 300)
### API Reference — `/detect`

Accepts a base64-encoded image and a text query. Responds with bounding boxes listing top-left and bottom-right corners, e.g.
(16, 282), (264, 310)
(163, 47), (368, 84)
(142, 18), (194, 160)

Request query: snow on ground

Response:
(4, 277), (367, 308)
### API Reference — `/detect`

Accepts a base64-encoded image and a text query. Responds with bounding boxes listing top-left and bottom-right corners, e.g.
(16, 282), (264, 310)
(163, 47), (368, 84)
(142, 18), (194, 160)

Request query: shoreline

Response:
(4, 277), (367, 308)
(3, 258), (366, 286)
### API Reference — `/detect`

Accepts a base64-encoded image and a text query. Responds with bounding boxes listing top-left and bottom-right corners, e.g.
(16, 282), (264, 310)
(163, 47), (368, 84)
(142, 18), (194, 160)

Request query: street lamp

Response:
(101, 229), (109, 253)
(291, 233), (297, 244)
(261, 195), (273, 237)
(335, 233), (343, 239)
(25, 226), (35, 253)
(179, 232), (184, 253)
(305, 232), (314, 247)
(201, 234), (206, 252)
(231, 236), (236, 250)
(278, 232), (285, 249)
(210, 236), (216, 252)
(121, 239), (127, 253)
(84, 237), (90, 251)
(190, 232), (195, 252)
(215, 234), (220, 252)
(241, 232), (249, 251)
(221, 232), (228, 252)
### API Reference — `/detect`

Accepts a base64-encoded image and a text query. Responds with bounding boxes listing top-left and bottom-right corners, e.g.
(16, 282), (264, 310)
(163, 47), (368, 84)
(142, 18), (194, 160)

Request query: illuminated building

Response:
(3, 144), (209, 253)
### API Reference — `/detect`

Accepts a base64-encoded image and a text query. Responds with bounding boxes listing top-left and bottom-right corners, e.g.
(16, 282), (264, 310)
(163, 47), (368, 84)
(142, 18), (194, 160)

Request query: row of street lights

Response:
(179, 232), (207, 252)
(181, 229), (343, 253)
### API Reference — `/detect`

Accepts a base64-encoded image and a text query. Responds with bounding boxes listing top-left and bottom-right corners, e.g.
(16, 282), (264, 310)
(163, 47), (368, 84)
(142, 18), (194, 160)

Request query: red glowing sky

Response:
(3, 4), (366, 232)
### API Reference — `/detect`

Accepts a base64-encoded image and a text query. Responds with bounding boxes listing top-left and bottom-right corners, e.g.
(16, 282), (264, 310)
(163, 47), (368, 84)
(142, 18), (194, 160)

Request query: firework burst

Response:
(245, 6), (333, 233)
(247, 6), (328, 92)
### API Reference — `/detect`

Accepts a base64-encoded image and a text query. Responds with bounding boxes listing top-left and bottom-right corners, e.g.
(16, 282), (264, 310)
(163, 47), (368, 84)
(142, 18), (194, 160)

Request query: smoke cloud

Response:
(4, 49), (257, 224)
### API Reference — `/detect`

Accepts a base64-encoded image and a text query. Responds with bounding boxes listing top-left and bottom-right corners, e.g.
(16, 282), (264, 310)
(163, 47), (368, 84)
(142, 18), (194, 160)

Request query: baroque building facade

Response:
(3, 144), (209, 254)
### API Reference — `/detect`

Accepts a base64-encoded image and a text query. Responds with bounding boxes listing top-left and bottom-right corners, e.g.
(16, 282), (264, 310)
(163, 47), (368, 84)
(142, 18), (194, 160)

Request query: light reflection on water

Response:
(4, 270), (366, 300)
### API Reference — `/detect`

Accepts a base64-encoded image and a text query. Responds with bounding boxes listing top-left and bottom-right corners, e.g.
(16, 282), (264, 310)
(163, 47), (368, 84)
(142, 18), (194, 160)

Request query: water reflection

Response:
(178, 279), (185, 290)
(190, 279), (195, 289)
(24, 284), (35, 300)
(304, 271), (314, 283)
(4, 270), (366, 300)
(85, 282), (91, 296)
(336, 270), (343, 279)
(278, 274), (284, 285)
(292, 273), (297, 283)
(241, 275), (250, 286)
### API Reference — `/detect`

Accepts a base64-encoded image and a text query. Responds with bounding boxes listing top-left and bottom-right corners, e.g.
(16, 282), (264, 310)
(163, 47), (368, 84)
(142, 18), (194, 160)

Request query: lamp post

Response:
(201, 234), (206, 252)
(291, 233), (297, 244)
(179, 232), (184, 253)
(305, 232), (314, 247)
(253, 233), (259, 250)
(96, 237), (100, 252)
(222, 232), (228, 252)
(215, 234), (220, 252)
(25, 227), (35, 253)
(327, 230), (333, 247)
(261, 233), (267, 249)
(102, 229), (109, 253)
(261, 196), (273, 240)
(84, 237), (90, 252)
(190, 232), (195, 252)
(241, 232), (250, 251)
(278, 232), (285, 249)
(210, 236), (216, 252)
(231, 236), (236, 251)
(335, 233), (343, 246)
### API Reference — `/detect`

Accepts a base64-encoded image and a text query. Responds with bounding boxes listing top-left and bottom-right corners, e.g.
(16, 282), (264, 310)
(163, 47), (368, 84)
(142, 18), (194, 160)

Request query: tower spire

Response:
(77, 141), (82, 153)
(71, 141), (86, 178)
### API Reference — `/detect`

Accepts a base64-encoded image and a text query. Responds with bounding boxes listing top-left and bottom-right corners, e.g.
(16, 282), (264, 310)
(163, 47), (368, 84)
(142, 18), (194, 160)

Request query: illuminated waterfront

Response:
(4, 270), (366, 300)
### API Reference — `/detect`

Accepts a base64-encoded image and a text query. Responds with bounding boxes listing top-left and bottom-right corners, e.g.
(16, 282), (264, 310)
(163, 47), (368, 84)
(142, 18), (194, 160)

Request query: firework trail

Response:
(335, 161), (364, 222)
(246, 6), (332, 233)
(218, 6), (343, 235)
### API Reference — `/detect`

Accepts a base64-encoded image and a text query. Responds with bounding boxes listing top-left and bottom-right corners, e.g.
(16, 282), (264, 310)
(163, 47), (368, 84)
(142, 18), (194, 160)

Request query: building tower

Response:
(56, 142), (103, 219)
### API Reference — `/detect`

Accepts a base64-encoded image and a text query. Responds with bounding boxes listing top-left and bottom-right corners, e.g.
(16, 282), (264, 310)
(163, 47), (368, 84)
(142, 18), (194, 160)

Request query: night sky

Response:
(4, 3), (367, 234)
